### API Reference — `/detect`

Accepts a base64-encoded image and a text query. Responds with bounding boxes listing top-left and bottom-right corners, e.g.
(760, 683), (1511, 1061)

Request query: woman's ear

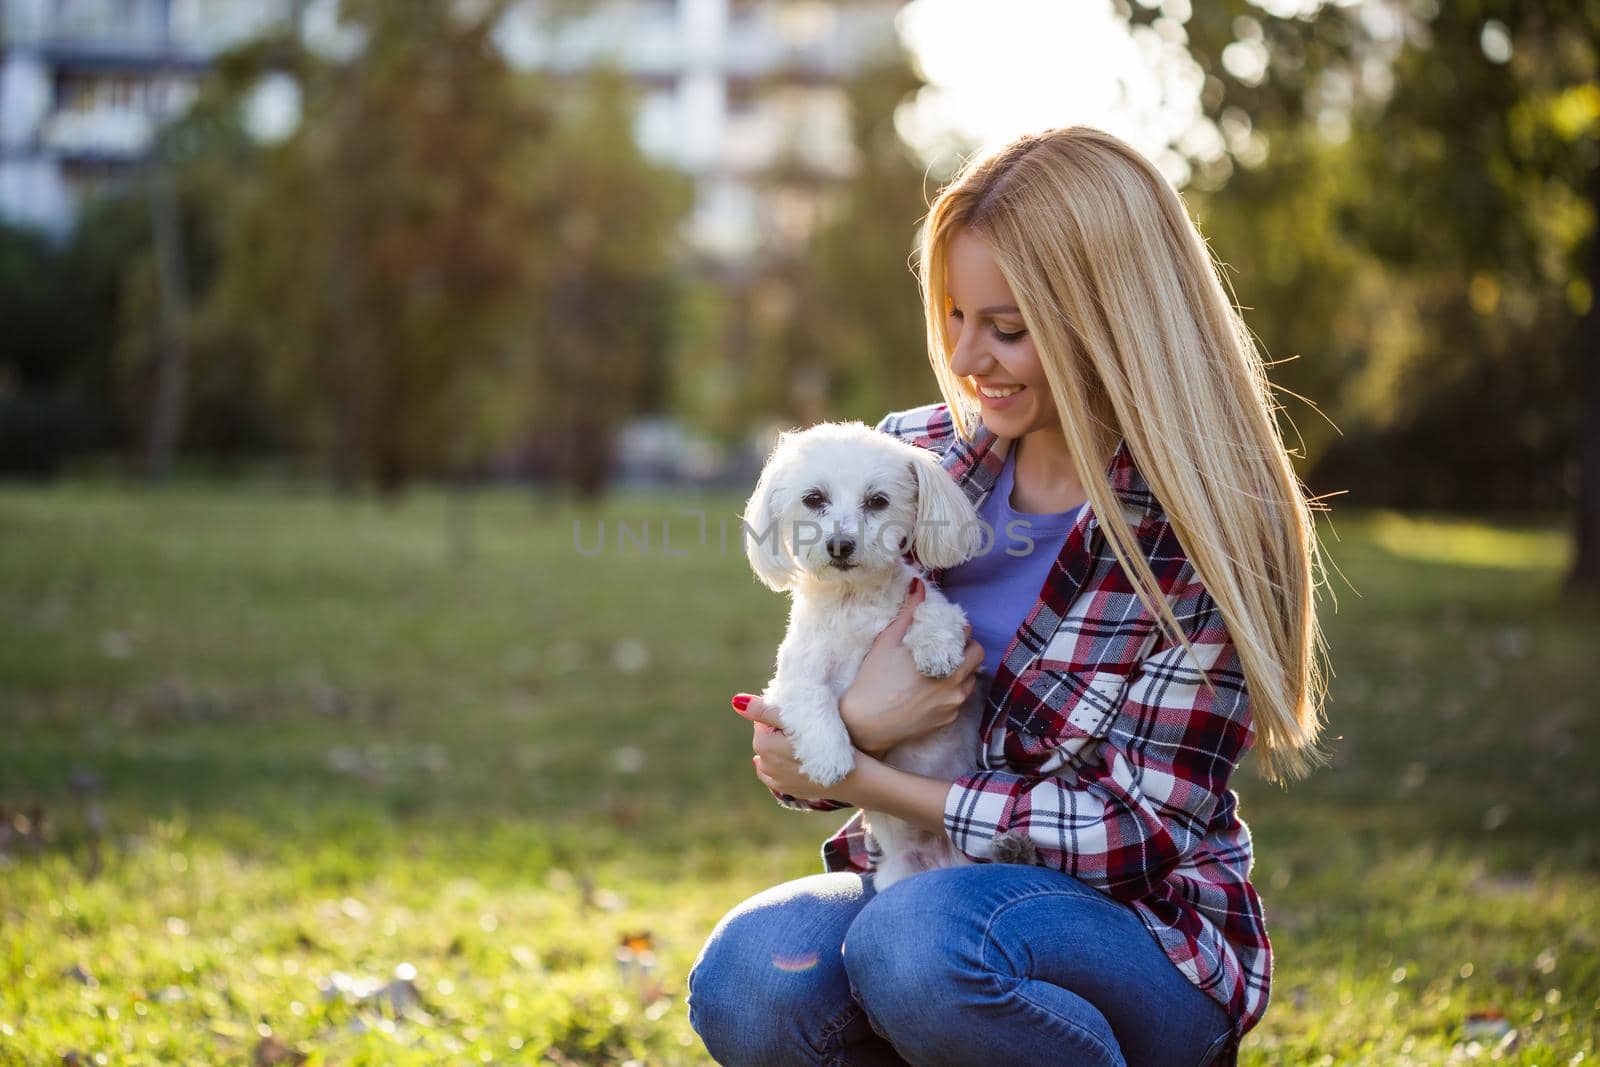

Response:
(742, 439), (798, 591)
(908, 446), (980, 569)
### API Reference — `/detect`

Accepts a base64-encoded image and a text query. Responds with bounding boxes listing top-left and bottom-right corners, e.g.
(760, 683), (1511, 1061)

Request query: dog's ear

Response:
(908, 445), (979, 569)
(742, 435), (798, 591)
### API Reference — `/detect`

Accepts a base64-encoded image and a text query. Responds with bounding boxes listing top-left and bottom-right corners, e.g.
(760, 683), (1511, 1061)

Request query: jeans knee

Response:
(688, 919), (841, 1067)
(844, 883), (970, 1009)
(688, 935), (767, 1064)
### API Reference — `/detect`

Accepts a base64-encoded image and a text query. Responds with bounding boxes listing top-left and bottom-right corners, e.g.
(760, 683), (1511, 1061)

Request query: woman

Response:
(688, 126), (1330, 1066)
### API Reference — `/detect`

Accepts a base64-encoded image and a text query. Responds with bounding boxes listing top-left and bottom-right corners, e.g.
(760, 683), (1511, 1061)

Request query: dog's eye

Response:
(802, 490), (828, 510)
(864, 493), (890, 511)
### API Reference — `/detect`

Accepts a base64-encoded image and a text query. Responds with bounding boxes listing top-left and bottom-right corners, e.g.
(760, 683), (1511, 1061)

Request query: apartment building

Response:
(0, 0), (903, 258)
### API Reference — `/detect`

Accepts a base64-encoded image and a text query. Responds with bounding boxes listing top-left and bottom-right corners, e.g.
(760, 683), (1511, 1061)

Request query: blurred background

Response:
(1, 1), (1597, 1064)
(1, 0), (1592, 533)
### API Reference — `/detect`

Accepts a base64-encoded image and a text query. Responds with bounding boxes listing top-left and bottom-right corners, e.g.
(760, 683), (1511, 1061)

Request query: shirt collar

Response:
(940, 411), (1161, 532)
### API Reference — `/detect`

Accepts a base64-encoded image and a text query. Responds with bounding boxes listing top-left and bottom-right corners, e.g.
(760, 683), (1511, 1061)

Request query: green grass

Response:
(1, 483), (1596, 1065)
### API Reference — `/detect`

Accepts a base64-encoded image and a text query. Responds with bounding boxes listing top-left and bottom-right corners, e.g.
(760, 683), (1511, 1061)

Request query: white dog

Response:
(741, 420), (994, 889)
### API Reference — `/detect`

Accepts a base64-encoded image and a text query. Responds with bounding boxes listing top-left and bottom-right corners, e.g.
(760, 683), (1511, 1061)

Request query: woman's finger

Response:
(753, 721), (785, 745)
(732, 693), (783, 730)
(751, 755), (771, 787)
(957, 637), (985, 678)
(752, 721), (791, 760)
(875, 577), (927, 647)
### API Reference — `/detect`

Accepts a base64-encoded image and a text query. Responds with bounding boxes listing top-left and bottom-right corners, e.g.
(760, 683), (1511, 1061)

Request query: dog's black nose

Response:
(826, 535), (856, 561)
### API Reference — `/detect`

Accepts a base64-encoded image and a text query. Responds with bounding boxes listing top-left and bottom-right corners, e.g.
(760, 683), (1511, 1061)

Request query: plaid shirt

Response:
(768, 402), (1271, 1058)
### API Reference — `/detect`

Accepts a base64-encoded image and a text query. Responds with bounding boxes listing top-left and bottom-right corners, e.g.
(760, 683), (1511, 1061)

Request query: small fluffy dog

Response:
(742, 420), (993, 889)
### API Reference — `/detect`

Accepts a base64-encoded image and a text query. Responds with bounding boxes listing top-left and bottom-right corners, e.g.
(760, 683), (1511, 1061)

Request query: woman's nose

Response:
(950, 330), (992, 378)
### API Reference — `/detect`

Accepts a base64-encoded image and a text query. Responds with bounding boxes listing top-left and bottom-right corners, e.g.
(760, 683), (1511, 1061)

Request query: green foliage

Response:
(803, 51), (941, 424)
(0, 483), (1597, 1062)
(1186, 127), (1375, 467)
(1170, 0), (1598, 510)
(25, 2), (695, 494)
(0, 223), (112, 475)
(0, 186), (220, 477)
(509, 64), (694, 496)
(733, 43), (937, 430)
(201, 4), (545, 490)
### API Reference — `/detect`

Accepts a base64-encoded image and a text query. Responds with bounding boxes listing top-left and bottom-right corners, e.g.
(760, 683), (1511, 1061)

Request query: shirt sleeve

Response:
(768, 787), (854, 812)
(941, 562), (1254, 903)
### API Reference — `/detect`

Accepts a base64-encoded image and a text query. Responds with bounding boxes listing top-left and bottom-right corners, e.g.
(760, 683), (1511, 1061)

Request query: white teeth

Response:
(979, 384), (1023, 398)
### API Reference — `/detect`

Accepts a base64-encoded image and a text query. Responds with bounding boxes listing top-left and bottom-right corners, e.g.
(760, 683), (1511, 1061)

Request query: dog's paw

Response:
(909, 635), (965, 679)
(799, 748), (857, 788)
(991, 830), (1037, 865)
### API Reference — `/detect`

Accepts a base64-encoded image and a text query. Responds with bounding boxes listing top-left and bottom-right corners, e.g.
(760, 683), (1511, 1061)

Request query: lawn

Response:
(1, 482), (1596, 1065)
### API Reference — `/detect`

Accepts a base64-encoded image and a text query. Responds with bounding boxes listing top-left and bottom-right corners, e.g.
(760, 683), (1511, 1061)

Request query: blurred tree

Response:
(806, 47), (938, 424)
(509, 65), (693, 501)
(0, 223), (106, 476)
(755, 43), (933, 429)
(112, 75), (272, 480)
(0, 106), (279, 482)
(143, 139), (192, 483)
(0, 179), (233, 479)
(194, 1), (687, 499)
(1158, 0), (1598, 590)
(1182, 124), (1375, 472)
(202, 0), (548, 494)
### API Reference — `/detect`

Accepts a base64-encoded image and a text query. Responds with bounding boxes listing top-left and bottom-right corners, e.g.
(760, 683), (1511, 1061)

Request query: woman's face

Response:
(943, 227), (1059, 439)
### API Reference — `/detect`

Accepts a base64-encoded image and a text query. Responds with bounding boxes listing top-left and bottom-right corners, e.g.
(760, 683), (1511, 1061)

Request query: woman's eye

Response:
(993, 326), (1027, 343)
(802, 491), (827, 510)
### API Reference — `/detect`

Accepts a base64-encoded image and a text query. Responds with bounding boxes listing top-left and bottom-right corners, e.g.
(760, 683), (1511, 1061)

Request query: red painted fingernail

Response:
(910, 577), (922, 595)
(731, 694), (752, 713)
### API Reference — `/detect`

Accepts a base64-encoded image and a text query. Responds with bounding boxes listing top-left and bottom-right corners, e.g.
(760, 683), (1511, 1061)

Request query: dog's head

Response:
(740, 420), (982, 592)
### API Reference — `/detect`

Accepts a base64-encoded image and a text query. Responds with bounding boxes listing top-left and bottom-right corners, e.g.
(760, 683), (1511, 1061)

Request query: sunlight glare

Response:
(896, 0), (1211, 183)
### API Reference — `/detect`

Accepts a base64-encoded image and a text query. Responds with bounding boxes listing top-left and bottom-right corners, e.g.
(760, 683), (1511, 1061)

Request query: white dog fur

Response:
(741, 419), (998, 890)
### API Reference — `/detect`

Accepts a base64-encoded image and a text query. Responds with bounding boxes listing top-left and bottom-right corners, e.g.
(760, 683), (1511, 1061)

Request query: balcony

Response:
(3, 0), (295, 71)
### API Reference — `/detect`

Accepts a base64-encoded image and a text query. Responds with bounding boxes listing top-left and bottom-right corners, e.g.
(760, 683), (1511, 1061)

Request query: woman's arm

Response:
(939, 561), (1253, 902)
(737, 578), (982, 805)
(825, 755), (950, 835)
(745, 709), (952, 836)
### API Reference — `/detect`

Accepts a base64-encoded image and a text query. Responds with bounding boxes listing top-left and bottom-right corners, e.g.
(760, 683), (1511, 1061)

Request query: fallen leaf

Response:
(253, 1035), (307, 1066)
(61, 963), (96, 988)
(1462, 1009), (1511, 1040)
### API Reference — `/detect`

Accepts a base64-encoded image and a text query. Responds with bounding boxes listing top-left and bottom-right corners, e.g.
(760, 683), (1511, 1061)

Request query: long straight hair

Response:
(918, 127), (1330, 784)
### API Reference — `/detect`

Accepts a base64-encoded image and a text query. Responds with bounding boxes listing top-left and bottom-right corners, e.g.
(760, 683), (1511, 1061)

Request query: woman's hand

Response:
(731, 691), (958, 830)
(840, 579), (985, 759)
(733, 694), (868, 803)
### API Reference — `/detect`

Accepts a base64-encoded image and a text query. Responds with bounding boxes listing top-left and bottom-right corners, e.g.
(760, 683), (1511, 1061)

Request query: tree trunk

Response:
(144, 158), (190, 483)
(1567, 158), (1600, 595)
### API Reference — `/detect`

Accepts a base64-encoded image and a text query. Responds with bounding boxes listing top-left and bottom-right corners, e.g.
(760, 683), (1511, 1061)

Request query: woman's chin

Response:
(977, 404), (1030, 436)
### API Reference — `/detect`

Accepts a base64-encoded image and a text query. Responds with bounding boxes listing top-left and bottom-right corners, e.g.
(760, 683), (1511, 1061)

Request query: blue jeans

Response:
(687, 863), (1235, 1067)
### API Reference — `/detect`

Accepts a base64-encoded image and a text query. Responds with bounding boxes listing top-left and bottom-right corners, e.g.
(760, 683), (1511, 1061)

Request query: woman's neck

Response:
(1009, 427), (1088, 514)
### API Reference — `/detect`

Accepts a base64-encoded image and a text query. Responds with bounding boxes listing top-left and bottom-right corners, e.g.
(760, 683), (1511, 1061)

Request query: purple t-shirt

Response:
(938, 443), (1085, 678)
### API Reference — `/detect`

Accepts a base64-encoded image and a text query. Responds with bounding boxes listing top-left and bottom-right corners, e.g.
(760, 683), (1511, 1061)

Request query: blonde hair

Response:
(917, 127), (1330, 784)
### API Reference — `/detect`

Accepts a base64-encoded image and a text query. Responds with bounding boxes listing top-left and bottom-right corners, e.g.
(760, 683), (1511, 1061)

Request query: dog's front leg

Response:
(902, 584), (971, 678)
(764, 681), (857, 787)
